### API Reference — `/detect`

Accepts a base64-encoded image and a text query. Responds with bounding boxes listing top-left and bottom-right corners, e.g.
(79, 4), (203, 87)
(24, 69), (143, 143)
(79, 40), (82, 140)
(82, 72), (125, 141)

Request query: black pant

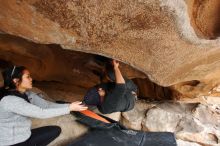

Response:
(12, 126), (61, 146)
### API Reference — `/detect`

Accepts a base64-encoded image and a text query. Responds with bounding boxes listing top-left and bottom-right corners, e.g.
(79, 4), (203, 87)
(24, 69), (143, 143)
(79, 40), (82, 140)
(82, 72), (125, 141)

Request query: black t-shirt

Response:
(97, 79), (137, 114)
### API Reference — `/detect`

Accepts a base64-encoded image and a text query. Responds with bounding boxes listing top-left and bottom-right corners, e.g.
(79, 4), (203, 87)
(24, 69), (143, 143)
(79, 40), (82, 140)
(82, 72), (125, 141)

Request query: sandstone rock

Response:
(176, 132), (218, 146)
(157, 102), (198, 114)
(202, 96), (220, 105)
(121, 100), (155, 130)
(193, 104), (220, 127)
(122, 101), (220, 145)
(176, 139), (201, 146)
(142, 106), (183, 132)
(133, 78), (174, 100)
(175, 116), (203, 133)
(186, 0), (220, 39)
(1, 1), (220, 146)
(1, 0), (220, 86)
(1, 0), (220, 102)
(0, 34), (100, 88)
(0, 34), (145, 89)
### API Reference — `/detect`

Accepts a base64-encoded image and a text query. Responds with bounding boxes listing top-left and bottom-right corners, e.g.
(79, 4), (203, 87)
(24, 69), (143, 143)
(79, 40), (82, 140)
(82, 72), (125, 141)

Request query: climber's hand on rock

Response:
(112, 60), (119, 69)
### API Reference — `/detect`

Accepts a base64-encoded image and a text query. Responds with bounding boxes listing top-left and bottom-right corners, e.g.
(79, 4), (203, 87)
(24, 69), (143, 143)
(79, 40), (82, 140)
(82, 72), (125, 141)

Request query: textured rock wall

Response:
(0, 33), (146, 88)
(0, 33), (180, 101)
(1, 1), (220, 145)
(0, 34), (101, 88)
(121, 100), (220, 146)
(186, 0), (220, 39)
(0, 0), (220, 86)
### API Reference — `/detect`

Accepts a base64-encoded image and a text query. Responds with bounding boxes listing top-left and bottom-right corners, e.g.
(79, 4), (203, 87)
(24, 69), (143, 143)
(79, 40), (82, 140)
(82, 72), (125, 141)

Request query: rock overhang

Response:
(0, 0), (220, 87)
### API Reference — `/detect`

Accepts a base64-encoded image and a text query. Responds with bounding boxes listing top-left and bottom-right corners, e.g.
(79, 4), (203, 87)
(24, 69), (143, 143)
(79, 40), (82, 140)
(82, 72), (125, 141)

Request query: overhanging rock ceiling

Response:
(0, 0), (220, 86)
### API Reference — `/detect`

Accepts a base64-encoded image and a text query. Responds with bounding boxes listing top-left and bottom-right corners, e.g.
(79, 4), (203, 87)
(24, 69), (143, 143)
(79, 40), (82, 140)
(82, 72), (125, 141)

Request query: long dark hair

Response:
(0, 66), (27, 100)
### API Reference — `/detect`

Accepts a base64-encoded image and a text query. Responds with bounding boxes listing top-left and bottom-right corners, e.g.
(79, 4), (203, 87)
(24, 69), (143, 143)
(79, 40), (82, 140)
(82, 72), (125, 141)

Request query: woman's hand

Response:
(69, 101), (88, 111)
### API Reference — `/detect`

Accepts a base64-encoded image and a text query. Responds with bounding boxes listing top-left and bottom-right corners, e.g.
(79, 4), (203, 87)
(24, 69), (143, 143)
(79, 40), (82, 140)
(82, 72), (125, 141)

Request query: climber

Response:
(83, 59), (138, 114)
(0, 66), (88, 146)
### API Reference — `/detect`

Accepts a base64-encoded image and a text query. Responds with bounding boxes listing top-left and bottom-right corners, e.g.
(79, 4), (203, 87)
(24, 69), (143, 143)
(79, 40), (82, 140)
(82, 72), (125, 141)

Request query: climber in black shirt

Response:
(83, 60), (138, 114)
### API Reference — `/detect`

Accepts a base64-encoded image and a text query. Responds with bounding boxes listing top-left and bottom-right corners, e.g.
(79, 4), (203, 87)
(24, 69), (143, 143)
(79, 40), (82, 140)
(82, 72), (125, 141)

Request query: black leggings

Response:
(12, 126), (61, 146)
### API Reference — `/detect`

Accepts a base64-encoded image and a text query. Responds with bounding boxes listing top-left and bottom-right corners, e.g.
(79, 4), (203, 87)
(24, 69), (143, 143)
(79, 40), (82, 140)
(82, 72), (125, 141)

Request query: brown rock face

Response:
(122, 101), (220, 146)
(0, 34), (145, 89)
(186, 0), (220, 39)
(0, 0), (220, 87)
(1, 1), (220, 146)
(0, 34), (100, 88)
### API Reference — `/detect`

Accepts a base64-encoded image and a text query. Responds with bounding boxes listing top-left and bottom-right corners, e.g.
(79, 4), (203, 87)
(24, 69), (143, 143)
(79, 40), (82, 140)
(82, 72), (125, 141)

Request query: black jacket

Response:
(97, 79), (137, 114)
